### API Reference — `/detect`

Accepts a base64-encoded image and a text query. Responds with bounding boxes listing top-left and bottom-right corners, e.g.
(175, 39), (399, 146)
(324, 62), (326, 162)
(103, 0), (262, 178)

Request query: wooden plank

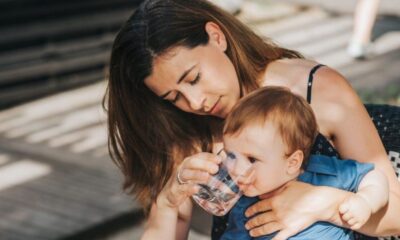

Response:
(0, 199), (73, 238)
(1, 187), (112, 222)
(0, 72), (103, 109)
(0, 148), (137, 239)
(0, 82), (105, 128)
(0, 0), (137, 26)
(0, 8), (133, 48)
(0, 47), (108, 85)
(0, 139), (122, 191)
(0, 67), (104, 108)
(0, 229), (37, 240)
(0, 165), (133, 219)
(0, 170), (135, 239)
(26, 164), (125, 203)
(0, 33), (114, 69)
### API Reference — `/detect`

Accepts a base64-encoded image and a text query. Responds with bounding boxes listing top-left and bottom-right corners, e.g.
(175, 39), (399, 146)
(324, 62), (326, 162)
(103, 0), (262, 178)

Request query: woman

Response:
(104, 0), (400, 239)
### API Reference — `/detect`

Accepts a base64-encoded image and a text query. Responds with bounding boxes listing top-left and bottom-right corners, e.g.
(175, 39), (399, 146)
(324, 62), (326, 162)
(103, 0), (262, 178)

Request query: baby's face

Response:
(223, 122), (291, 197)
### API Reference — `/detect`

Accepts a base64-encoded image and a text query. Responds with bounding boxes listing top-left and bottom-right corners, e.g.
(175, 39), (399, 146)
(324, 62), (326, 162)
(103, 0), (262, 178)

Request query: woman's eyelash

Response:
(171, 93), (181, 103)
(169, 73), (200, 103)
(189, 73), (201, 85)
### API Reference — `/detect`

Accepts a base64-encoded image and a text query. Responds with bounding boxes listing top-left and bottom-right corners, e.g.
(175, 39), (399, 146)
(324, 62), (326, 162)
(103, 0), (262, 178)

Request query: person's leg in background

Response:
(347, 0), (381, 59)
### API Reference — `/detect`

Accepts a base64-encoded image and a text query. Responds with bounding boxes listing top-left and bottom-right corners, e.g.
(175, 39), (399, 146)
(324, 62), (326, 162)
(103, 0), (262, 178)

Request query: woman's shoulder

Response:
(310, 63), (358, 107)
(274, 59), (361, 136)
(306, 62), (363, 138)
(265, 58), (359, 114)
(265, 59), (352, 100)
(279, 58), (356, 103)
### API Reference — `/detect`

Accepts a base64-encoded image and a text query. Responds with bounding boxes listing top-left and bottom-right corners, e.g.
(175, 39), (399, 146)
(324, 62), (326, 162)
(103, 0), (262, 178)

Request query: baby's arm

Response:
(339, 169), (389, 230)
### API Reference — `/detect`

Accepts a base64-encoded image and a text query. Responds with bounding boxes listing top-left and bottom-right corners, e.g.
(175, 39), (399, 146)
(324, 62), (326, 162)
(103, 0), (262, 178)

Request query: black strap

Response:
(306, 64), (325, 104)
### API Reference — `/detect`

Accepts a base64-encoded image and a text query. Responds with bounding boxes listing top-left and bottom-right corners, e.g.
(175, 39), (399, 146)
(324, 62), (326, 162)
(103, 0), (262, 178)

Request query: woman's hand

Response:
(142, 152), (222, 240)
(244, 181), (352, 240)
(157, 152), (222, 211)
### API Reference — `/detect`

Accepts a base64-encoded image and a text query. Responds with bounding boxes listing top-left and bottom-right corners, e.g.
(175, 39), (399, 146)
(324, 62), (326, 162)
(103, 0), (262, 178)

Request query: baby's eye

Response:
(248, 157), (257, 164)
(189, 73), (201, 85)
(226, 151), (236, 160)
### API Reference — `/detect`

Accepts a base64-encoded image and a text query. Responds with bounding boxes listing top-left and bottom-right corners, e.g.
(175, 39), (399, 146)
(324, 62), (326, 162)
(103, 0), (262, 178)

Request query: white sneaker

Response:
(347, 41), (371, 60)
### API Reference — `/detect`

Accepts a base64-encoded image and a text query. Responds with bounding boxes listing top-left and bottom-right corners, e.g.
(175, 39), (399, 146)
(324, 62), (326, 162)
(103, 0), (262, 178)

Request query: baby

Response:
(220, 86), (389, 240)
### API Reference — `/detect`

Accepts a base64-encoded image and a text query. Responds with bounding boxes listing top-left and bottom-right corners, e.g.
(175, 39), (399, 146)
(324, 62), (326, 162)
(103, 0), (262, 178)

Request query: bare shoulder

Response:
(311, 65), (365, 137)
(278, 58), (360, 107)
(312, 65), (360, 108)
(264, 58), (319, 96)
(265, 59), (365, 137)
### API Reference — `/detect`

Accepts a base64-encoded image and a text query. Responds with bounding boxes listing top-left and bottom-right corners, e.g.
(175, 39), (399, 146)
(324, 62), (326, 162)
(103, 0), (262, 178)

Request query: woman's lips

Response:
(210, 97), (222, 115)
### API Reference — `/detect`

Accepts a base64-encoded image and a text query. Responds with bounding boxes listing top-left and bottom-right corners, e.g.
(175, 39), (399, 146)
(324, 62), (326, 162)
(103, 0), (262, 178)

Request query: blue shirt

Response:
(220, 155), (374, 240)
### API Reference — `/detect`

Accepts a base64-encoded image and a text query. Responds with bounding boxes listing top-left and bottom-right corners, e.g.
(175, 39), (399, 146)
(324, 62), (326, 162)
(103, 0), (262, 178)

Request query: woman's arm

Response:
(315, 67), (400, 236)
(141, 198), (192, 240)
(141, 202), (180, 240)
(244, 66), (400, 239)
(244, 181), (354, 239)
(140, 152), (221, 240)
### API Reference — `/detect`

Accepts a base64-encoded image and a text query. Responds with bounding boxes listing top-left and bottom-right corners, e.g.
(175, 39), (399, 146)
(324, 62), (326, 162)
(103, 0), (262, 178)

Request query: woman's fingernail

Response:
(213, 165), (219, 173)
(249, 230), (254, 237)
(245, 224), (249, 230)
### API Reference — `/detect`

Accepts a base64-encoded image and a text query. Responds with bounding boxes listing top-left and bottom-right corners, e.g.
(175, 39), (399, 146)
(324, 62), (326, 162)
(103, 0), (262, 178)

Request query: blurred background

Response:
(0, 0), (399, 239)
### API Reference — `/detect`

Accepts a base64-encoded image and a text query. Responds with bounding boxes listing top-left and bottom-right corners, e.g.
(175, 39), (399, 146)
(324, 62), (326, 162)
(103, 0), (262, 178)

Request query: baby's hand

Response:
(339, 194), (372, 230)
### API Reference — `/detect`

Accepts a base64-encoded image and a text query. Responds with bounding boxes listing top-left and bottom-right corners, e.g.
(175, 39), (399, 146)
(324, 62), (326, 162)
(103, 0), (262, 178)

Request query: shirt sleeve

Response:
(334, 158), (375, 192)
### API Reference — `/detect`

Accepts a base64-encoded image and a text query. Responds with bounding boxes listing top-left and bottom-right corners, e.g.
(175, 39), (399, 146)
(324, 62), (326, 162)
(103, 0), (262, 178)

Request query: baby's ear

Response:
(286, 150), (304, 175)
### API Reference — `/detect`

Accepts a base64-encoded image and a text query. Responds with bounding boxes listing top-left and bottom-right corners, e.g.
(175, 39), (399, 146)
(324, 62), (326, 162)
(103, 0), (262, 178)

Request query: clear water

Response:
(192, 163), (241, 216)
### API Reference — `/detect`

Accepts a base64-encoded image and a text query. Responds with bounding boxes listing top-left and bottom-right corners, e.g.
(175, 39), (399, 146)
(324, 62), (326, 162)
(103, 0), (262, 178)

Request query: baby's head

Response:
(223, 86), (318, 196)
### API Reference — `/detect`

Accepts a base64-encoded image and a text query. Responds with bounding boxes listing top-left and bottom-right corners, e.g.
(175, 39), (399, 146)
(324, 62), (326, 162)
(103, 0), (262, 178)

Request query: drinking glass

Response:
(192, 150), (253, 216)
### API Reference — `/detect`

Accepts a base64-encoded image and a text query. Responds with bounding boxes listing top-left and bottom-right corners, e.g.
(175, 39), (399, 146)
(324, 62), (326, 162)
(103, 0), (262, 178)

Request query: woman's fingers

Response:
(178, 169), (210, 184)
(182, 153), (221, 174)
(245, 211), (276, 230)
(177, 153), (222, 184)
(161, 152), (222, 208)
(245, 198), (273, 217)
(249, 221), (283, 237)
(162, 182), (199, 208)
(172, 183), (194, 198)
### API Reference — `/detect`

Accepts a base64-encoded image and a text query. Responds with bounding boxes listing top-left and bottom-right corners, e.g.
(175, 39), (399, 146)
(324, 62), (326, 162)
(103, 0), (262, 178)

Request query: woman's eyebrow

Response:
(159, 64), (197, 98)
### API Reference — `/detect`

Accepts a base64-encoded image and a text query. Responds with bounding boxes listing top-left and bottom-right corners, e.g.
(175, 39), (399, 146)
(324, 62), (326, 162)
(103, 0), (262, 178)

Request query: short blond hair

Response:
(223, 86), (318, 165)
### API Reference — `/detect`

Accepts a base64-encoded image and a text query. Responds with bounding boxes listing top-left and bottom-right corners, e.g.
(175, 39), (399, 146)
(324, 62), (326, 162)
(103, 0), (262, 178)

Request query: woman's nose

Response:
(185, 91), (206, 111)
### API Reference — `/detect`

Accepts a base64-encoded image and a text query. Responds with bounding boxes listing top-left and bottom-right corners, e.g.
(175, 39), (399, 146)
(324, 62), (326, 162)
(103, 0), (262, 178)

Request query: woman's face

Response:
(144, 23), (240, 118)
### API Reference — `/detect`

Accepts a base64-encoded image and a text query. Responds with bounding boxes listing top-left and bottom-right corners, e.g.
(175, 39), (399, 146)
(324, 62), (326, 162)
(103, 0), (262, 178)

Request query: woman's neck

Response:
(259, 59), (292, 89)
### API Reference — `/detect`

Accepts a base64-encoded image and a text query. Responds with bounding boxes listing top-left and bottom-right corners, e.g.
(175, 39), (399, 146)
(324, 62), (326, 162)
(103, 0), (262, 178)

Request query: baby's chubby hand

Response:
(339, 194), (372, 230)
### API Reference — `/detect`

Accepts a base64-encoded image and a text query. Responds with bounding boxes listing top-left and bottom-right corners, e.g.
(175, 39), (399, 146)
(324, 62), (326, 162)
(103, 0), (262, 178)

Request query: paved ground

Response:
(0, 0), (398, 239)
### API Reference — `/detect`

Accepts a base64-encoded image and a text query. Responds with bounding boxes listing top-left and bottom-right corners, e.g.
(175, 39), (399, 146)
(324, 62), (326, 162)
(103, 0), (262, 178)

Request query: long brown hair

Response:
(104, 0), (303, 208)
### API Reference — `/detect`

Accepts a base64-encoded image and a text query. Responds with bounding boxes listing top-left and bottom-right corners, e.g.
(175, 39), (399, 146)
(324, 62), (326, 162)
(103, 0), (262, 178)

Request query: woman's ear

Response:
(205, 21), (227, 52)
(286, 150), (304, 175)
